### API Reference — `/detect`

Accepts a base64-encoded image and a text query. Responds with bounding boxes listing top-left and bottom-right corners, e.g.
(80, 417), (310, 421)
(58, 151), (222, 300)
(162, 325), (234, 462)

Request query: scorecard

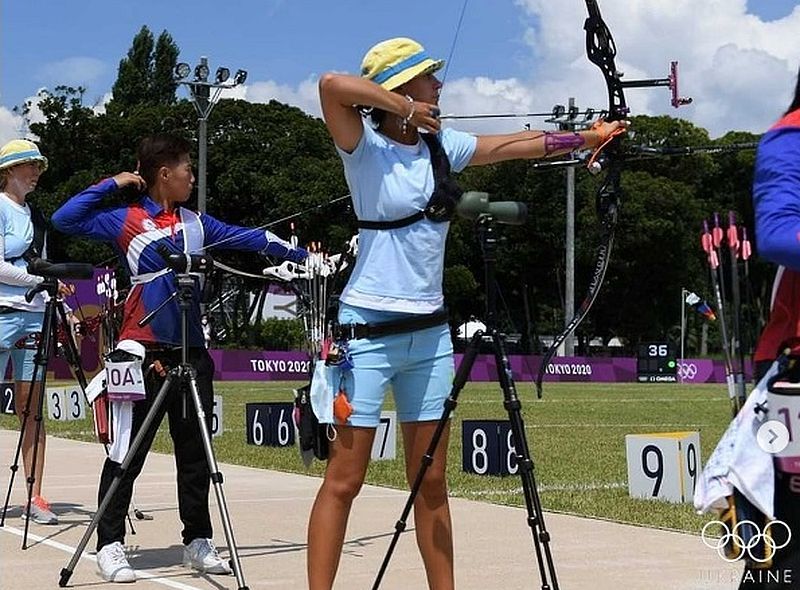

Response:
(637, 342), (677, 383)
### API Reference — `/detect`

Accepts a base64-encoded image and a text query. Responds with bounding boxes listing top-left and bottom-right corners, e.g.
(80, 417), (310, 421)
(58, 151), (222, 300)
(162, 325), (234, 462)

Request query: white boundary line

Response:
(0, 525), (204, 590)
(458, 398), (721, 404)
(455, 482), (627, 496)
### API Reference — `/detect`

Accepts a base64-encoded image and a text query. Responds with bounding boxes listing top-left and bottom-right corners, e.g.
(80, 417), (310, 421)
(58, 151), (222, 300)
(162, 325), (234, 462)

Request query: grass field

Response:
(0, 380), (733, 534)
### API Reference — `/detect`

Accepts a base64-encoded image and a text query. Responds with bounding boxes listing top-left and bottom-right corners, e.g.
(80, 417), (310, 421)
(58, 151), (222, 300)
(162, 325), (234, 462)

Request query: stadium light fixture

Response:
(174, 56), (248, 213)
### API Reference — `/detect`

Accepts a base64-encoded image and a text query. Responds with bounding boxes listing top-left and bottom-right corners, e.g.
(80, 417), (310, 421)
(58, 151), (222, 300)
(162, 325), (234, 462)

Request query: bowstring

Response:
(441, 0), (470, 86)
(198, 192), (352, 252)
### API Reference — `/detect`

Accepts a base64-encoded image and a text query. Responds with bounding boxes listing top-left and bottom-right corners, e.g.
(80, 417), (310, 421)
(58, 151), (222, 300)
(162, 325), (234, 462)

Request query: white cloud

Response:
(37, 57), (107, 89)
(231, 1), (800, 138)
(0, 90), (49, 145)
(91, 92), (114, 115)
(217, 77), (322, 118)
(508, 0), (800, 137)
(0, 107), (25, 145)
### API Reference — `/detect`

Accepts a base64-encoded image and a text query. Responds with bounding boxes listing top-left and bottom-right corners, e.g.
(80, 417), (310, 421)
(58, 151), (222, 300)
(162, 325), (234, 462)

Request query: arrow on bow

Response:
(535, 0), (691, 397)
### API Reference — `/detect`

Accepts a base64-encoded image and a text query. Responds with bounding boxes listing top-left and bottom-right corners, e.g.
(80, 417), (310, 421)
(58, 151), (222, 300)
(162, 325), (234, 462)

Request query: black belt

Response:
(356, 211), (425, 230)
(333, 309), (449, 341)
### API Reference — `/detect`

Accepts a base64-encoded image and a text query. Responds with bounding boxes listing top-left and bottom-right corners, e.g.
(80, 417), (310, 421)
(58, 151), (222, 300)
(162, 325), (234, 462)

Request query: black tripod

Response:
(59, 268), (249, 589)
(0, 271), (91, 549)
(373, 215), (559, 590)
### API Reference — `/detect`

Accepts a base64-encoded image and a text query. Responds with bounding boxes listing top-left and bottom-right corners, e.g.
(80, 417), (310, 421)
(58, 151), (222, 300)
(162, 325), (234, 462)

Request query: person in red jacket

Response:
(744, 66), (800, 589)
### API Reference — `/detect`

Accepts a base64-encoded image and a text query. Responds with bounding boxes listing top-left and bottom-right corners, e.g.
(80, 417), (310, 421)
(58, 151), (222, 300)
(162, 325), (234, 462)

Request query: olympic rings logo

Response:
(678, 362), (698, 380)
(701, 519), (792, 563)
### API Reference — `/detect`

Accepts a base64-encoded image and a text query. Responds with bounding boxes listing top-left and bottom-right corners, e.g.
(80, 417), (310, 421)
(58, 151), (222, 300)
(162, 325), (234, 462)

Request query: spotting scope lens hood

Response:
(455, 192), (529, 226)
(27, 257), (94, 280)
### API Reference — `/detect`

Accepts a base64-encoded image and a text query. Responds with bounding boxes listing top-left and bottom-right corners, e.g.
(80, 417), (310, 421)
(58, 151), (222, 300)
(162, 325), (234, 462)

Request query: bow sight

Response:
(615, 61), (693, 109)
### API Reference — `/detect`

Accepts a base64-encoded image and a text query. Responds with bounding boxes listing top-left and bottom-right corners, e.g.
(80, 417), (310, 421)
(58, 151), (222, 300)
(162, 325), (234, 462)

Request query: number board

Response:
(245, 402), (295, 447)
(1, 382), (14, 415)
(46, 385), (86, 422)
(625, 431), (699, 503)
(64, 384), (86, 421)
(462, 420), (519, 476)
(636, 342), (678, 383)
(211, 395), (223, 438)
(370, 411), (396, 461)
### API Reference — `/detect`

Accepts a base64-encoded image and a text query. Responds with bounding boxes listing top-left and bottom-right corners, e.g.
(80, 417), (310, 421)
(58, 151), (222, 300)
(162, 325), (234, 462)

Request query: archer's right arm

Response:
(318, 73), (440, 152)
(52, 174), (143, 241)
(754, 126), (800, 270)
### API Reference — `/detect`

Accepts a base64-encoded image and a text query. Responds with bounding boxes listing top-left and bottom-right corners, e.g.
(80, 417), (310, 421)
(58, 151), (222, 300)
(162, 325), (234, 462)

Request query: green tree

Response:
(108, 26), (178, 113)
(151, 31), (180, 105)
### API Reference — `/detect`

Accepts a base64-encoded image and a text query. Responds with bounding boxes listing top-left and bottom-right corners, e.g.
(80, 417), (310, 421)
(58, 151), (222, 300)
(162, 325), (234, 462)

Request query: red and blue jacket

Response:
(753, 109), (800, 360)
(52, 177), (305, 347)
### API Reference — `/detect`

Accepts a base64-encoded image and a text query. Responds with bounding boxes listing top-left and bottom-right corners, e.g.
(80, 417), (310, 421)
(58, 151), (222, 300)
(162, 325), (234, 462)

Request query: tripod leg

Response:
(184, 370), (249, 590)
(372, 331), (483, 590)
(55, 303), (89, 394)
(491, 328), (558, 590)
(1, 358), (47, 533)
(0, 358), (44, 527)
(59, 372), (176, 587)
(1, 299), (57, 549)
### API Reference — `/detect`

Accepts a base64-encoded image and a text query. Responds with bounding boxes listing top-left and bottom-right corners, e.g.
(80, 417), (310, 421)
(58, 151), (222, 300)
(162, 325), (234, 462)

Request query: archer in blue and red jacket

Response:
(52, 161), (305, 348)
(51, 133), (307, 579)
(753, 99), (800, 366)
(745, 70), (800, 590)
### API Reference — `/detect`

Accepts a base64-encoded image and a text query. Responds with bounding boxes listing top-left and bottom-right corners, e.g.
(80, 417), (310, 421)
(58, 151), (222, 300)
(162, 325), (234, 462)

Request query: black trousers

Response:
(739, 360), (800, 589)
(96, 347), (215, 551)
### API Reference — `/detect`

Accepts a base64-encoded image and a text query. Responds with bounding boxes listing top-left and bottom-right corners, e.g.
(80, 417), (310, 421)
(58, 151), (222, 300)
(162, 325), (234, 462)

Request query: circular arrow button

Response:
(756, 420), (790, 454)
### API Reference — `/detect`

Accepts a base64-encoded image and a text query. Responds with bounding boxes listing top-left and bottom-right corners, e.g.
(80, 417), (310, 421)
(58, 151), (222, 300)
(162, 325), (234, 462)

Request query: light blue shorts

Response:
(336, 302), (454, 427)
(0, 309), (44, 382)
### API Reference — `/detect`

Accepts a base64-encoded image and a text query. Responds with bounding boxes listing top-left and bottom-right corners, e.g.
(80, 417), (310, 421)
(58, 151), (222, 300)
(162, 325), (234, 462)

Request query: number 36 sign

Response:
(625, 431), (699, 503)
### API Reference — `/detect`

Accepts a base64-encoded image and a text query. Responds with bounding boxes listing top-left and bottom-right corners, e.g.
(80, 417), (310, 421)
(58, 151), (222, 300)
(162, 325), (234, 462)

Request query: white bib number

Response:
(106, 360), (146, 401)
(769, 389), (800, 473)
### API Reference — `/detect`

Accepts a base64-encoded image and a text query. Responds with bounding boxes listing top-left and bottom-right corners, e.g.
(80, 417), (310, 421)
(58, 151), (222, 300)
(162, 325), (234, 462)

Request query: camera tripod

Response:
(373, 215), (558, 590)
(59, 271), (249, 589)
(0, 275), (91, 549)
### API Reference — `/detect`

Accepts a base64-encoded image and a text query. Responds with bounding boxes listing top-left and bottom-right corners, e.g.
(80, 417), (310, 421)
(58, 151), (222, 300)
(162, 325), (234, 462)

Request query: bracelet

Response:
(401, 95), (415, 134)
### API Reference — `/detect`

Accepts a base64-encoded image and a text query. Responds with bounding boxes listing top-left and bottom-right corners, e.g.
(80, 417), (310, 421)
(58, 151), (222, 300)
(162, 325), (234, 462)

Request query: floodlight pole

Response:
(175, 56), (247, 214)
(193, 64), (211, 215)
(547, 97), (596, 356)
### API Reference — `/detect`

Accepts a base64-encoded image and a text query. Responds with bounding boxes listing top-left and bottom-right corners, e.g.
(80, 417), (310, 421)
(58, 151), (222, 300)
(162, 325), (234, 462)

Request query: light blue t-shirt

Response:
(0, 193), (45, 311)
(337, 123), (477, 313)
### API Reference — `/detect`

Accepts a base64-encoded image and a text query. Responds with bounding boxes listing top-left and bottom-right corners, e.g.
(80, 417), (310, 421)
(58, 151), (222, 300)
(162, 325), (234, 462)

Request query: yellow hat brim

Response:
(376, 59), (444, 91)
(0, 155), (48, 172)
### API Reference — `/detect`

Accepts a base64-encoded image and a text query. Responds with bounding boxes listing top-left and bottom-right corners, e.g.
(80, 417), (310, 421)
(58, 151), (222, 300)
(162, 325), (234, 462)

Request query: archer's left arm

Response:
(468, 120), (626, 166)
(200, 213), (307, 262)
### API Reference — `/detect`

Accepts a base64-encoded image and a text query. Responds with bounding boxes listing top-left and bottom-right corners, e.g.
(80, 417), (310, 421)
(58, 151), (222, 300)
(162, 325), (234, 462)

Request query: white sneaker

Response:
(183, 538), (232, 575)
(96, 542), (136, 583)
(21, 496), (58, 525)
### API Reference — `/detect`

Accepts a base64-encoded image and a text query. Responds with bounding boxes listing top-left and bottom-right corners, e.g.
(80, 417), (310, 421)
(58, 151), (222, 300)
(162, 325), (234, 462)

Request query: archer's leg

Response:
(402, 420), (454, 590)
(12, 320), (47, 500)
(393, 321), (455, 589)
(14, 378), (45, 499)
(307, 425), (375, 590)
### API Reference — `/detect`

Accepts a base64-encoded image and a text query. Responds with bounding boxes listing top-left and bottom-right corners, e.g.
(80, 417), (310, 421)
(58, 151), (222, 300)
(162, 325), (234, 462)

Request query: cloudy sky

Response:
(2, 0), (800, 142)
